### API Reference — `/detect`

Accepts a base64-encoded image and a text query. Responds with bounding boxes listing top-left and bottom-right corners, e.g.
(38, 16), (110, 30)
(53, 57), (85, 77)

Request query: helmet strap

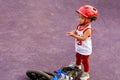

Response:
(80, 18), (90, 26)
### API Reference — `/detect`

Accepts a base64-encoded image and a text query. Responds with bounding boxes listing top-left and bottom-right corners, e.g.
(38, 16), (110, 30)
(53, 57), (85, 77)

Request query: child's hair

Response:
(91, 16), (97, 22)
(76, 5), (98, 21)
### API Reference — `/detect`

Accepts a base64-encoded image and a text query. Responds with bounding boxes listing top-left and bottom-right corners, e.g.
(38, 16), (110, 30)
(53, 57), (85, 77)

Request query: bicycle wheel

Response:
(26, 70), (51, 80)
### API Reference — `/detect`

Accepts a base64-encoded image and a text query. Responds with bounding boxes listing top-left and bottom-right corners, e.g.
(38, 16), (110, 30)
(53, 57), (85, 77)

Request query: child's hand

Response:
(66, 31), (75, 37)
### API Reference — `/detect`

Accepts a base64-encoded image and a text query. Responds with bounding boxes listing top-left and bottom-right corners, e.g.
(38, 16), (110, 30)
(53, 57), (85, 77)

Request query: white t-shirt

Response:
(75, 24), (92, 55)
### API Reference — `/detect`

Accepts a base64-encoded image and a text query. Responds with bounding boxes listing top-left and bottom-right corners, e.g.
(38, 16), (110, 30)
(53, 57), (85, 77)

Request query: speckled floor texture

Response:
(0, 0), (119, 80)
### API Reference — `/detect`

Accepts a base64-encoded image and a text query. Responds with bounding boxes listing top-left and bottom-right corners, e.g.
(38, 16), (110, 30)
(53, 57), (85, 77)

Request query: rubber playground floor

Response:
(0, 0), (120, 80)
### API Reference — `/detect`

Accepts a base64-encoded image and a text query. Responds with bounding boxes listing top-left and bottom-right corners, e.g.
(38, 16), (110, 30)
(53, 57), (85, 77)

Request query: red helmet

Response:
(76, 5), (98, 21)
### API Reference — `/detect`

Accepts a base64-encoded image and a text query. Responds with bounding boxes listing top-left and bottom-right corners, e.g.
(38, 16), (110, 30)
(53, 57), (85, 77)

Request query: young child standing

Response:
(67, 5), (98, 79)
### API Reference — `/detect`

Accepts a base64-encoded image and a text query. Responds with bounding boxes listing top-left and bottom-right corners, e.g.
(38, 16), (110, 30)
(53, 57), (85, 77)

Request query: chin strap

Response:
(80, 22), (90, 27)
(80, 18), (90, 26)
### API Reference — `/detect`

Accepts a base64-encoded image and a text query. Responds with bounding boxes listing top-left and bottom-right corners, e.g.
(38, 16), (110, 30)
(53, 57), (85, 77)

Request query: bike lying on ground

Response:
(26, 66), (86, 80)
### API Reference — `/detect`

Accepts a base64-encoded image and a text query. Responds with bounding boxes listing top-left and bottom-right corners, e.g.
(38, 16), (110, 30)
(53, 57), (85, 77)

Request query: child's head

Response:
(76, 5), (98, 25)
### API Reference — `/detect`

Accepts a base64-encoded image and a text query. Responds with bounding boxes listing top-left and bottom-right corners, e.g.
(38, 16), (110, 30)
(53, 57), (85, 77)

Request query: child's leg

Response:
(75, 52), (82, 69)
(82, 55), (90, 72)
(80, 55), (90, 79)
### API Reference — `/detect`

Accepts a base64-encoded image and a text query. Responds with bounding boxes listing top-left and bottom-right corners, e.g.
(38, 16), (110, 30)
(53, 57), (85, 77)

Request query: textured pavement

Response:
(0, 0), (120, 80)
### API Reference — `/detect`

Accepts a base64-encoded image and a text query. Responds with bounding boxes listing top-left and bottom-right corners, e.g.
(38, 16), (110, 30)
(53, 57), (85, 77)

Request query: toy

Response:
(26, 65), (89, 80)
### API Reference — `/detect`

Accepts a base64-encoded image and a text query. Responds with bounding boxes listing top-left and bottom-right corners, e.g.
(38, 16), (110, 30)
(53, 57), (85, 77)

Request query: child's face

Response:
(78, 14), (86, 25)
(78, 14), (91, 25)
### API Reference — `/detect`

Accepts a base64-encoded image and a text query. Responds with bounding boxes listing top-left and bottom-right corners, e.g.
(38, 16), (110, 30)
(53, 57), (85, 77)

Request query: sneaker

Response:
(69, 62), (76, 67)
(80, 72), (90, 79)
(77, 65), (82, 69)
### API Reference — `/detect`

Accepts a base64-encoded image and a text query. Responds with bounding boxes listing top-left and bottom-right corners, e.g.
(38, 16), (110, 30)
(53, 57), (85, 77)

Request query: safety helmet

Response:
(76, 5), (98, 21)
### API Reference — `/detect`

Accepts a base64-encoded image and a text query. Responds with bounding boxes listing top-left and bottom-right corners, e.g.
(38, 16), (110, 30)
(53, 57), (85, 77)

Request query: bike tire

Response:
(26, 70), (51, 80)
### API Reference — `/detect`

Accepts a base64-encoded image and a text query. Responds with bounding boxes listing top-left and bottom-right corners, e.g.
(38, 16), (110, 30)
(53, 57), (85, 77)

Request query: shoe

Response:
(77, 65), (82, 69)
(69, 62), (76, 67)
(80, 72), (90, 79)
(69, 63), (82, 69)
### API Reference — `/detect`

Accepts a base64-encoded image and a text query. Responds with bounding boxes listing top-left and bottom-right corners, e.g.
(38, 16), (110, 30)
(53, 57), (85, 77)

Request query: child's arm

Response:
(66, 29), (77, 36)
(67, 29), (77, 35)
(67, 29), (92, 41)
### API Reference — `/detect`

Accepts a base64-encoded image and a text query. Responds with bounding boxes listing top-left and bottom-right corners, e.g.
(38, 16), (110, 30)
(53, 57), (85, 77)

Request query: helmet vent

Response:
(93, 8), (97, 11)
